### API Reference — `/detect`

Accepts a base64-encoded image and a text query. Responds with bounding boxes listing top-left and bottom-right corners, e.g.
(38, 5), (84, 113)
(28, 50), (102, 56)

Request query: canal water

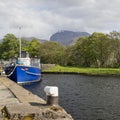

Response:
(23, 74), (120, 120)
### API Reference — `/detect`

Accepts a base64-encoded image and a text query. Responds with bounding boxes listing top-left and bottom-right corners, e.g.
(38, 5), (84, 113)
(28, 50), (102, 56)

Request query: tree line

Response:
(0, 31), (120, 68)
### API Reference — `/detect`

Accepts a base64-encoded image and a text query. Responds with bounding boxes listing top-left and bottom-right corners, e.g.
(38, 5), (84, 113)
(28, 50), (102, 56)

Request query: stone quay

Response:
(0, 77), (73, 120)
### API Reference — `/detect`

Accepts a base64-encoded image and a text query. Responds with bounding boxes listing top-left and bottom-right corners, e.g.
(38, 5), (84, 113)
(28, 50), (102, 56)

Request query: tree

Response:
(108, 31), (120, 67)
(40, 41), (65, 64)
(0, 43), (3, 59)
(69, 33), (111, 67)
(28, 38), (42, 58)
(89, 32), (111, 67)
(65, 45), (78, 66)
(21, 38), (30, 52)
(1, 34), (19, 60)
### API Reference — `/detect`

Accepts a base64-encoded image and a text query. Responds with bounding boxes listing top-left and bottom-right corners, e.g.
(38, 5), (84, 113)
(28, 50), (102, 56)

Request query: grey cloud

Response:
(0, 0), (120, 39)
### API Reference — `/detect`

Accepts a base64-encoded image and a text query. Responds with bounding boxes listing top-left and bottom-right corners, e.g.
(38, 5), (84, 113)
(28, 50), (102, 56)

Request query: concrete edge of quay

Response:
(0, 76), (74, 120)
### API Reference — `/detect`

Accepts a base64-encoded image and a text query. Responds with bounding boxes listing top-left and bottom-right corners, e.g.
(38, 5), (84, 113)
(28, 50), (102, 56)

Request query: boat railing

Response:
(5, 57), (41, 68)
(30, 58), (41, 68)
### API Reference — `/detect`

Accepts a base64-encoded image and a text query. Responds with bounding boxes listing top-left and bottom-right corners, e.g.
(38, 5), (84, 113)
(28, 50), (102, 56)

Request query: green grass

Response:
(43, 65), (120, 75)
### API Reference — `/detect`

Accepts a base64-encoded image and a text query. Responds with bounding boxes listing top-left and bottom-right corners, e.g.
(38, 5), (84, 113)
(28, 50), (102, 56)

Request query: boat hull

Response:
(5, 65), (41, 84)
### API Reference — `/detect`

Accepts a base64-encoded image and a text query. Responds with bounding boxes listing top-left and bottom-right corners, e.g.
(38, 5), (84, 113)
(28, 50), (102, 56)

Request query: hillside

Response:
(22, 37), (46, 43)
(50, 30), (90, 45)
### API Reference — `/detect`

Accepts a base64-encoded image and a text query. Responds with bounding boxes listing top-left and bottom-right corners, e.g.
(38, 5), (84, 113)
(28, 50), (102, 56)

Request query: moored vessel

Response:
(5, 51), (41, 84)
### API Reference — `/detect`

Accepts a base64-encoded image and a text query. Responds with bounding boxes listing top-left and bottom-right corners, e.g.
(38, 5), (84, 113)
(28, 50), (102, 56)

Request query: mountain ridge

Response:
(50, 30), (90, 45)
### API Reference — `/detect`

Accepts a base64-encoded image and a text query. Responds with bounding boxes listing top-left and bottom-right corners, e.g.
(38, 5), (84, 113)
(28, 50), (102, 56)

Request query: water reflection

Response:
(23, 74), (120, 120)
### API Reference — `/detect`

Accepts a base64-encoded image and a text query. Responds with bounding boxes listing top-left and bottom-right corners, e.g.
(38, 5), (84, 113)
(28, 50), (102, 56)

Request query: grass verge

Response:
(42, 65), (120, 75)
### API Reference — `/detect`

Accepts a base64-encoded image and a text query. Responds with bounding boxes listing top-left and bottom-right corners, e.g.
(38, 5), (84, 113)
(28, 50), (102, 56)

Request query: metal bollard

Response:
(44, 86), (59, 106)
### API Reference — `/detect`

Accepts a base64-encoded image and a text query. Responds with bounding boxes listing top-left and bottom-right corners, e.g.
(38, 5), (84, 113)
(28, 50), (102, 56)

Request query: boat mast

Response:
(19, 27), (21, 58)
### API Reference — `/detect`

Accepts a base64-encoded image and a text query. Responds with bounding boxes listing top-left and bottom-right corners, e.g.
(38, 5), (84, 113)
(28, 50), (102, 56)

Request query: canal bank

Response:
(42, 65), (120, 76)
(0, 76), (73, 120)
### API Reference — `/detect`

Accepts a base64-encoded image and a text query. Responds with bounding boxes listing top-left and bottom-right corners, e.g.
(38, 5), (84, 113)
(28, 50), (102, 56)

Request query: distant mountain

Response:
(50, 30), (90, 45)
(22, 37), (46, 43)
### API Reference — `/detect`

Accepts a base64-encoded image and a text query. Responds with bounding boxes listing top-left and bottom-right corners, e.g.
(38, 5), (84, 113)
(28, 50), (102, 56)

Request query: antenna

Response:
(19, 27), (21, 58)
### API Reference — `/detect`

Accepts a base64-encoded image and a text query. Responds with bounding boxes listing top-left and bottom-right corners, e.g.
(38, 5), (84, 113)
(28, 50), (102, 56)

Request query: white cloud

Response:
(0, 0), (120, 39)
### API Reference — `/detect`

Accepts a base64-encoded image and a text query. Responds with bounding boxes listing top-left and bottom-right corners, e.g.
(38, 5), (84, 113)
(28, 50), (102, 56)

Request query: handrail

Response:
(7, 65), (17, 77)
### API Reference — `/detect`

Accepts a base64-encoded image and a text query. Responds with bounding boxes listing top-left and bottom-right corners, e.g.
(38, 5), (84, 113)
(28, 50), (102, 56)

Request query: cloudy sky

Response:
(0, 0), (120, 39)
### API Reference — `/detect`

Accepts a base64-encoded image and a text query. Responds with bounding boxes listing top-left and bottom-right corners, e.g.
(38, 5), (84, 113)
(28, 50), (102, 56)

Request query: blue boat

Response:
(5, 51), (42, 84)
(5, 27), (42, 84)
